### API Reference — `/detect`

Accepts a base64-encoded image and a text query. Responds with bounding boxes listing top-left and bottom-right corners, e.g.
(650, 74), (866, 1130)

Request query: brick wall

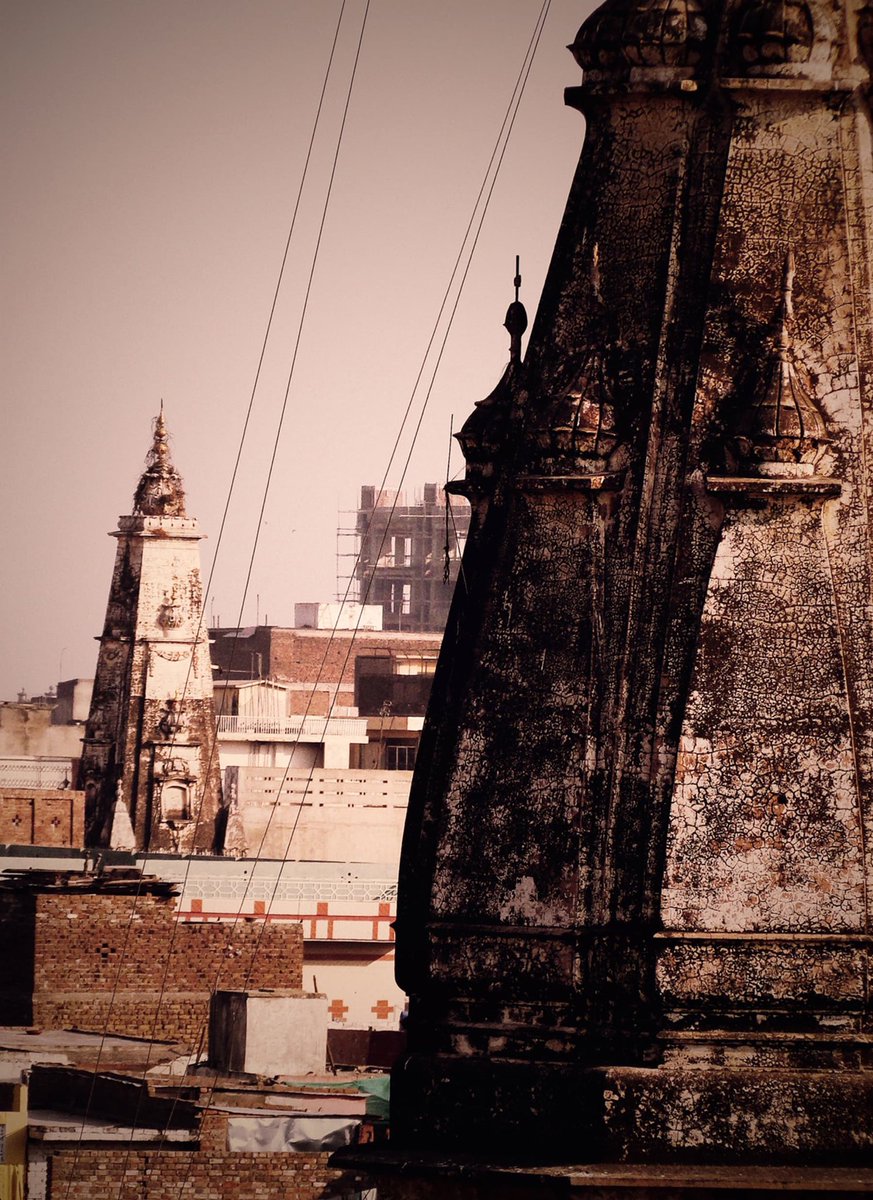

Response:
(210, 627), (443, 712)
(268, 629), (442, 691)
(47, 1112), (369, 1200)
(0, 889), (303, 1044)
(0, 789), (85, 847)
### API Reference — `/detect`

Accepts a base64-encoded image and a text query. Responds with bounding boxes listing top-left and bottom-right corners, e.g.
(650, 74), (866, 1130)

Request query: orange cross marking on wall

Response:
(371, 999), (394, 1021)
(329, 998), (349, 1021)
(310, 901), (334, 939)
(372, 901), (394, 940)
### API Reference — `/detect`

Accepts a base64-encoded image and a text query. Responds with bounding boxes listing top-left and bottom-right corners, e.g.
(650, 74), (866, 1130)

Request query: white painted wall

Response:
(227, 768), (411, 861)
(305, 955), (404, 1031)
(218, 741), (320, 771)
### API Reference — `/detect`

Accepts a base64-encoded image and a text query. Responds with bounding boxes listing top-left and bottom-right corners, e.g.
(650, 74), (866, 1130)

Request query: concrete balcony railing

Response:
(216, 715), (368, 741)
(0, 758), (76, 789)
(232, 767), (413, 806)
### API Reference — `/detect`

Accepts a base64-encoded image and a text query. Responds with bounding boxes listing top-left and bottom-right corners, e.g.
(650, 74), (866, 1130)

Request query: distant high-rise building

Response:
(342, 484), (470, 633)
(78, 411), (222, 852)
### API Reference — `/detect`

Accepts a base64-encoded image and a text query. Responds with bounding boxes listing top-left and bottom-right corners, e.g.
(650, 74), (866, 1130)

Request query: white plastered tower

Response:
(79, 410), (223, 853)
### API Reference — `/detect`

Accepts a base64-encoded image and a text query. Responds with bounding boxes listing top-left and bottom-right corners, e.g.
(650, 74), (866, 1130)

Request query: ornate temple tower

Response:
(394, 0), (873, 1164)
(79, 411), (223, 853)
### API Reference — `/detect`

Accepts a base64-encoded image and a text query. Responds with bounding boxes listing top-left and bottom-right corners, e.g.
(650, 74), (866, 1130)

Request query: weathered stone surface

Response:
(346, 1154), (873, 1200)
(656, 935), (869, 1017)
(662, 499), (866, 935)
(599, 1066), (873, 1163)
(391, 1055), (873, 1164)
(393, 0), (873, 1165)
(78, 413), (222, 851)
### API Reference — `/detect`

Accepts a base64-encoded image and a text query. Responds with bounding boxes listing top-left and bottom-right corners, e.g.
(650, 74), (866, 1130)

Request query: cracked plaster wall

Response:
(662, 500), (865, 933)
(392, 0), (873, 1161)
(80, 516), (221, 852)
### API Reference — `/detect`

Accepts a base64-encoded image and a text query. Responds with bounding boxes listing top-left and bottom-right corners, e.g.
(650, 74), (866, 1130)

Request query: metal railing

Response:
(0, 758), (75, 789)
(216, 715), (368, 739)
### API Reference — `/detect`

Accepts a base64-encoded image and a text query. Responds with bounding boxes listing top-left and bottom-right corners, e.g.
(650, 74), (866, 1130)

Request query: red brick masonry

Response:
(0, 789), (85, 847)
(0, 888), (303, 1045)
(48, 1111), (368, 1200)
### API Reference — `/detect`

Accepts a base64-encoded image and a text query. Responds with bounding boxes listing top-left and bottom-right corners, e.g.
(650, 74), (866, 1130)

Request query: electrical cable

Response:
(157, 7), (552, 1190)
(129, 0), (368, 1177)
(206, 0), (553, 997)
(449, 500), (470, 598)
(444, 415), (454, 584)
(84, 0), (551, 1191)
(162, 3), (375, 1195)
(60, 5), (353, 1197)
(158, 9), (551, 1190)
(87, 2), (364, 1190)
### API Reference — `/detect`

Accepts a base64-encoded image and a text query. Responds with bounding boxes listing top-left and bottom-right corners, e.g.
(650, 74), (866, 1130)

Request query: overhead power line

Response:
(62, 5), (356, 1198)
(62, 1), (556, 1194)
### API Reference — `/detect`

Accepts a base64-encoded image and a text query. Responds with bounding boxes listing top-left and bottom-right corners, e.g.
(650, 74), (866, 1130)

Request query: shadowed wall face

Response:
(392, 0), (873, 1164)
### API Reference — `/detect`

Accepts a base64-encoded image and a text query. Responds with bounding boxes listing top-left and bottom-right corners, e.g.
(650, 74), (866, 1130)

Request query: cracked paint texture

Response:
(662, 501), (866, 932)
(392, 0), (873, 1163)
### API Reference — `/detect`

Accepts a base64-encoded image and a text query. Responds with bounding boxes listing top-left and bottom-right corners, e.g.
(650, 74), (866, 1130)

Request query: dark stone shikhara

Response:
(393, 0), (873, 1165)
(78, 413), (223, 853)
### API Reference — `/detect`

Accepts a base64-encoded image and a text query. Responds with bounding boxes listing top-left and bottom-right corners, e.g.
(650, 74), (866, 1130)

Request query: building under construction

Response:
(338, 484), (470, 634)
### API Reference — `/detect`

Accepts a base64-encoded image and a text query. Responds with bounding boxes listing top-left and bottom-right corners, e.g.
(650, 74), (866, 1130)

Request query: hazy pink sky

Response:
(2, 0), (593, 700)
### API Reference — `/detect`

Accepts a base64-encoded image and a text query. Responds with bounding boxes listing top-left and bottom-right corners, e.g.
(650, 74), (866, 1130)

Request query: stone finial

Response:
(504, 256), (528, 365)
(133, 405), (187, 517)
(454, 365), (515, 470)
(109, 792), (136, 851)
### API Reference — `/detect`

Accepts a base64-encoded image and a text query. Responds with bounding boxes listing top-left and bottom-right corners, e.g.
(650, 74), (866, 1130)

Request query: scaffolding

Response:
(336, 485), (470, 633)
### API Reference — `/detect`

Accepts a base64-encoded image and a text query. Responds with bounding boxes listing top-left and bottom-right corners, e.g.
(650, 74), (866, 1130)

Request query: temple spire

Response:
(79, 409), (221, 852)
